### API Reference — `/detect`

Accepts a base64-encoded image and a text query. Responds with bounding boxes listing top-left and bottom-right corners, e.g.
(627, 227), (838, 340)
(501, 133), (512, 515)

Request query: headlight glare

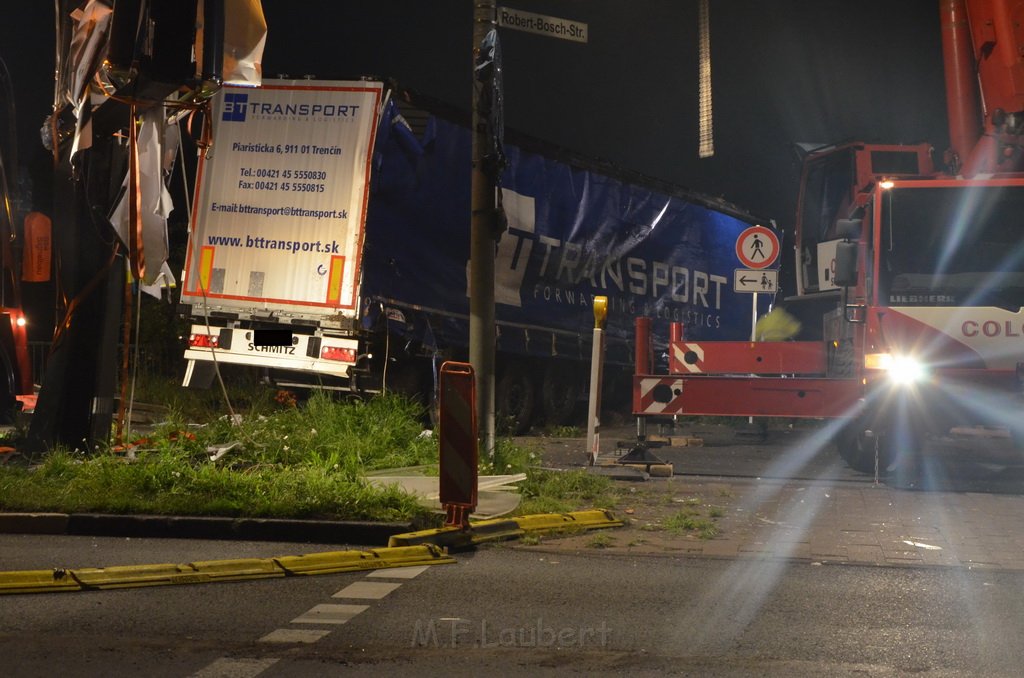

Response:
(865, 352), (925, 385)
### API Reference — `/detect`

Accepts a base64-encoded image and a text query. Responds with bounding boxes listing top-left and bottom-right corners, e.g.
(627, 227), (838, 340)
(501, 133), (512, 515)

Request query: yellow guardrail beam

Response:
(388, 509), (622, 549)
(0, 544), (454, 595)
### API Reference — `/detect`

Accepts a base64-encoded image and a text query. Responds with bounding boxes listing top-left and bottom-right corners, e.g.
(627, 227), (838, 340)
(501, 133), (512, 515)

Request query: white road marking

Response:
(291, 603), (369, 624)
(190, 657), (279, 677)
(332, 581), (402, 599)
(259, 628), (332, 644)
(367, 565), (429, 579)
(903, 540), (943, 551)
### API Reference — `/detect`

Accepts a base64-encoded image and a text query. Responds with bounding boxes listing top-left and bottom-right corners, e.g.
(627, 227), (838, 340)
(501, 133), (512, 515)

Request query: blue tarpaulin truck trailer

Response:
(180, 80), (774, 431)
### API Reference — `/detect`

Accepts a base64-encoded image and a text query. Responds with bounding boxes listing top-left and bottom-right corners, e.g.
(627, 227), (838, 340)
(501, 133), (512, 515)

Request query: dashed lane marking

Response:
(258, 628), (332, 644)
(199, 556), (434, 675)
(291, 603), (369, 625)
(367, 565), (430, 579)
(190, 657), (279, 677)
(332, 581), (402, 599)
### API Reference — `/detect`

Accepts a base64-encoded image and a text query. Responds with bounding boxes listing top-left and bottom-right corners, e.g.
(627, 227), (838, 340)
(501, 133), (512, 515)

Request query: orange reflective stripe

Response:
(197, 246), (215, 294)
(326, 255), (345, 304)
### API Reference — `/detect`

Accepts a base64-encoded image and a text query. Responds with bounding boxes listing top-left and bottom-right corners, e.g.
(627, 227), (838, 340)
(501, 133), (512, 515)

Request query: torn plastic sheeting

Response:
(109, 109), (175, 284)
(195, 0), (267, 86)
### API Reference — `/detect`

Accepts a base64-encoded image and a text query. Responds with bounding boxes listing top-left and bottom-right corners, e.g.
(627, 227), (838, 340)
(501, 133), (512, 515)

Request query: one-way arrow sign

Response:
(734, 268), (778, 294)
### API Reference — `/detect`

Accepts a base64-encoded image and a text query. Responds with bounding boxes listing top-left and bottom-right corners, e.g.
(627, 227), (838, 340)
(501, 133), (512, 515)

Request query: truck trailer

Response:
(179, 80), (773, 431)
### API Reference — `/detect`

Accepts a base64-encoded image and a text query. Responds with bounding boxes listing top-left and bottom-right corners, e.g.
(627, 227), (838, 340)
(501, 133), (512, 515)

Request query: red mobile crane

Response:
(632, 0), (1024, 473)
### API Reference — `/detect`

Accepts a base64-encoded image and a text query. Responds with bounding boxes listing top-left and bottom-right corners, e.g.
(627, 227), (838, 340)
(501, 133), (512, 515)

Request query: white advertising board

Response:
(181, 80), (383, 318)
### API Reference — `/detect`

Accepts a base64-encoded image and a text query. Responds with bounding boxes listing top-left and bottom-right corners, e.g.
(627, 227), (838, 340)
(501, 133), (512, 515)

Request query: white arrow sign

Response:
(734, 268), (778, 294)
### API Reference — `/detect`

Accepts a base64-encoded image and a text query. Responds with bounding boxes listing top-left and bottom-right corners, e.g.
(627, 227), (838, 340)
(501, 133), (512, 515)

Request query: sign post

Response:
(586, 296), (608, 466)
(734, 225), (780, 340)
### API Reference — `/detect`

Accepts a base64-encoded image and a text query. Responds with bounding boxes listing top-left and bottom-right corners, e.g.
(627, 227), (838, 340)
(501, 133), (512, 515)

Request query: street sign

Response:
(734, 268), (778, 293)
(735, 225), (780, 269)
(497, 6), (588, 43)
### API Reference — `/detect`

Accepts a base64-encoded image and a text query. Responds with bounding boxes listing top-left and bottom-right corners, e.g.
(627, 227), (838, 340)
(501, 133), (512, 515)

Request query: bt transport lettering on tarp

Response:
(493, 227), (726, 328)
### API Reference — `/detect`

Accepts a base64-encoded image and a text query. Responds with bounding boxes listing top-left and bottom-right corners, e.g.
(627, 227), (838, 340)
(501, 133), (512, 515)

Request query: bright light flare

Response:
(865, 353), (926, 385)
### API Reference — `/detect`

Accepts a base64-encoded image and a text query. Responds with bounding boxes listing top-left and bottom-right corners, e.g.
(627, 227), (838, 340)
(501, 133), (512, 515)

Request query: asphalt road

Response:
(2, 538), (1023, 677)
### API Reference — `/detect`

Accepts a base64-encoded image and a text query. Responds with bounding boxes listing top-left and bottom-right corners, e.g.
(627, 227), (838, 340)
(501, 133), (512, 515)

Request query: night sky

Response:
(2, 1), (947, 250)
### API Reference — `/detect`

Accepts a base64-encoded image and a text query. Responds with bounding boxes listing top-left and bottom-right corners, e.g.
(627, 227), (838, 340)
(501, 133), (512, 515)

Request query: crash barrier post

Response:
(586, 296), (608, 465)
(439, 361), (478, 528)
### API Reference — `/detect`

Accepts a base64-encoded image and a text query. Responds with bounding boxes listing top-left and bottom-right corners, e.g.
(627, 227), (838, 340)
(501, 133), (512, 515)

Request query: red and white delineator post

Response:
(438, 361), (478, 528)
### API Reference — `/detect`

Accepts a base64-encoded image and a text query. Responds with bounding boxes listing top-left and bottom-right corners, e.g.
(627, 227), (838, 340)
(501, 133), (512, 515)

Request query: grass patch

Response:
(664, 509), (719, 539)
(0, 392), (450, 524)
(515, 468), (615, 516)
(0, 450), (427, 522)
(544, 425), (582, 438)
(587, 533), (614, 549)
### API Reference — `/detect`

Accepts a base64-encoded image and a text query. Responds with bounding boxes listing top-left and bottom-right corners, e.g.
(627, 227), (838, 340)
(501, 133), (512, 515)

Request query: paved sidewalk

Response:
(631, 477), (1024, 570)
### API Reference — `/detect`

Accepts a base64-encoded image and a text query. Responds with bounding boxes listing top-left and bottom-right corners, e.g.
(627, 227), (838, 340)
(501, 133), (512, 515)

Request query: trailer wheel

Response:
(496, 364), (536, 435)
(836, 420), (921, 476)
(836, 425), (891, 474)
(385, 360), (437, 429)
(541, 361), (582, 427)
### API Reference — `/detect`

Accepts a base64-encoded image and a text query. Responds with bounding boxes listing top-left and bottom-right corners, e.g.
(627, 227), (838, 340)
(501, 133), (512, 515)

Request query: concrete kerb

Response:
(0, 512), (414, 545)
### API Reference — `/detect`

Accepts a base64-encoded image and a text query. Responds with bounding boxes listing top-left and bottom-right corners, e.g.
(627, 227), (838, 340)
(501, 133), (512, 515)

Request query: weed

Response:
(480, 438), (534, 475)
(515, 468), (615, 516)
(707, 505), (725, 518)
(586, 533), (614, 548)
(664, 510), (719, 539)
(545, 425), (581, 438)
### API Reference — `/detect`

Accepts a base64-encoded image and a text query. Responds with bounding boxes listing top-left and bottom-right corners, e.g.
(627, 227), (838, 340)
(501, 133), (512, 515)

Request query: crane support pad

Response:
(388, 509), (622, 549)
(0, 545), (454, 595)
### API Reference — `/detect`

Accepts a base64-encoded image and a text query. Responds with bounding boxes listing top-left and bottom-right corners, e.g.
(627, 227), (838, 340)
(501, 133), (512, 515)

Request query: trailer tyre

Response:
(497, 365), (536, 435)
(836, 421), (921, 476)
(836, 426), (890, 474)
(541, 361), (582, 427)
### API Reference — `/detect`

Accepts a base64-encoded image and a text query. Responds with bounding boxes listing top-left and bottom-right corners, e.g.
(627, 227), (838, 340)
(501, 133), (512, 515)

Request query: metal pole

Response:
(750, 291), (757, 423)
(586, 296), (608, 465)
(470, 0), (497, 458)
(634, 316), (652, 443)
